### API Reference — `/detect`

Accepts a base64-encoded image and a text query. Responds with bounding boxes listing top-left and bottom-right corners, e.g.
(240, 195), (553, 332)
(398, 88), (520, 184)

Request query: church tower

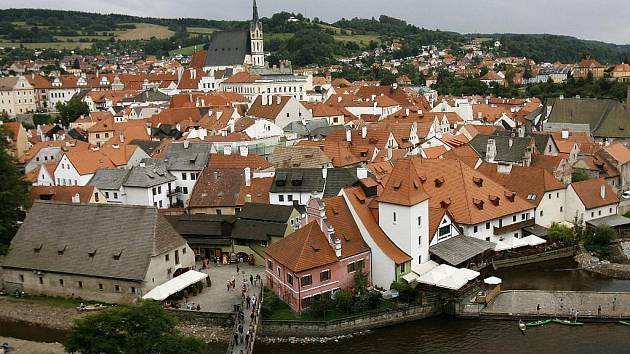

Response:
(250, 0), (265, 68)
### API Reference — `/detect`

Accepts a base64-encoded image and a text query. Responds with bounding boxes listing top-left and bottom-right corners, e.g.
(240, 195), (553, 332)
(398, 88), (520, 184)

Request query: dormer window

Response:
(473, 177), (484, 187)
(57, 246), (67, 255)
(434, 177), (445, 187)
(393, 180), (402, 190)
(113, 249), (123, 260)
(473, 198), (484, 210)
(34, 243), (43, 253)
(489, 195), (500, 206)
(88, 249), (97, 258)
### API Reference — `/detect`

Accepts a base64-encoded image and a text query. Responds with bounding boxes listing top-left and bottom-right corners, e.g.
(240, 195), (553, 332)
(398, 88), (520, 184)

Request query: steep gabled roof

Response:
(570, 178), (619, 209)
(265, 222), (338, 272)
(378, 158), (430, 206)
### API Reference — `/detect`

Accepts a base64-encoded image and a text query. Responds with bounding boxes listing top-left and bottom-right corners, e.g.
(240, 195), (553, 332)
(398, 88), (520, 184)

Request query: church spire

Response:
(252, 0), (259, 23)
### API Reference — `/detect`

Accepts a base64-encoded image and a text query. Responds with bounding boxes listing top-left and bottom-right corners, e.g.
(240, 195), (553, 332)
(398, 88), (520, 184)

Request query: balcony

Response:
(493, 218), (535, 236)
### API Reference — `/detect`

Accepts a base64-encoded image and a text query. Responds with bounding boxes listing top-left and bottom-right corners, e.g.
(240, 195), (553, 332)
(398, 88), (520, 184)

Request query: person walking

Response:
(227, 280), (230, 292)
(237, 264), (240, 274)
(246, 295), (251, 309)
(250, 274), (254, 286)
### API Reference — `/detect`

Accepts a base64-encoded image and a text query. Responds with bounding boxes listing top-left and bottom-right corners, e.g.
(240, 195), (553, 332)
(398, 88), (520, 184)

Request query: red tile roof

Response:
(265, 222), (338, 272)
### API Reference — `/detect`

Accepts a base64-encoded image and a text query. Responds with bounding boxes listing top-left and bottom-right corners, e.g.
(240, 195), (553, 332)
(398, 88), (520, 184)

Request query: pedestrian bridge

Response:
(459, 290), (630, 321)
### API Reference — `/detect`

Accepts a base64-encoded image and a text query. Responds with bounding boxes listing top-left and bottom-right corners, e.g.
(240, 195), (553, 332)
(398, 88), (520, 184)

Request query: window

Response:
(438, 225), (451, 239)
(548, 194), (552, 200)
(182, 173), (187, 181)
(557, 192), (560, 198)
(486, 222), (490, 230)
(152, 188), (157, 196)
(216, 209), (222, 215)
(19, 274), (24, 282)
(347, 262), (356, 273)
(39, 277), (43, 285)
(278, 195), (285, 202)
(165, 254), (170, 262)
(98, 283), (104, 290)
(521, 214), (526, 220)
(540, 210), (544, 217)
(418, 236), (422, 245)
(399, 263), (405, 273)
(287, 274), (293, 285)
(357, 259), (365, 270)
(183, 187), (188, 194)
(418, 216), (422, 226)
(182, 247), (186, 255)
(78, 281), (83, 288)
(267, 260), (273, 269)
(130, 287), (136, 294)
(301, 275), (312, 286)
(610, 208), (613, 213)
(287, 195), (293, 202)
(393, 212), (397, 223)
(59, 279), (64, 287)
(114, 192), (118, 199)
(599, 210), (602, 216)
(473, 226), (478, 233)
(158, 186), (162, 194)
(115, 285), (120, 292)
(191, 173), (196, 181)
(513, 215), (517, 222)
(320, 270), (331, 282)
(591, 212), (595, 218)
(560, 206), (564, 212)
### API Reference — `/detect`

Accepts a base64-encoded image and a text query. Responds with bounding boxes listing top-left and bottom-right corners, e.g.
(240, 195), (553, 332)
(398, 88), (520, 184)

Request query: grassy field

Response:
(169, 44), (206, 56)
(117, 23), (174, 40)
(334, 34), (380, 44)
(187, 27), (218, 34)
(266, 32), (295, 41)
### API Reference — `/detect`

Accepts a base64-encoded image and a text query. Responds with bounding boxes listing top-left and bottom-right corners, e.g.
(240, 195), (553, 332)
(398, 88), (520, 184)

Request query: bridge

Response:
(458, 290), (630, 321)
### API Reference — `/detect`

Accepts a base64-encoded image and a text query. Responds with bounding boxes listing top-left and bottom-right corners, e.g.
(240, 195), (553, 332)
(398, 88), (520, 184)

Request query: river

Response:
(3, 259), (630, 354)
(255, 258), (630, 354)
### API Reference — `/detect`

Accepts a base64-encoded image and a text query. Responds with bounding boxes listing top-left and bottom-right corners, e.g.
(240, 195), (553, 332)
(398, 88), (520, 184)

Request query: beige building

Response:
(1, 201), (195, 304)
(0, 76), (37, 116)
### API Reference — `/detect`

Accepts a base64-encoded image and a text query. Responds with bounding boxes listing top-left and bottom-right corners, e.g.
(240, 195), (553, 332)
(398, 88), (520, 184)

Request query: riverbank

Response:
(0, 297), (232, 344)
(0, 336), (64, 354)
(575, 249), (630, 279)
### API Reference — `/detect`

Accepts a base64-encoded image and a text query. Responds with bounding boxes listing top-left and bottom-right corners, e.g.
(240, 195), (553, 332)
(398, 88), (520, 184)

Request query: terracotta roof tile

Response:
(265, 222), (338, 272)
(571, 178), (618, 209)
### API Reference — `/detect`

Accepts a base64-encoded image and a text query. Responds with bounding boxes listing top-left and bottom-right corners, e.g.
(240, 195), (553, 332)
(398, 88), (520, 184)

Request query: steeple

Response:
(252, 0), (259, 24)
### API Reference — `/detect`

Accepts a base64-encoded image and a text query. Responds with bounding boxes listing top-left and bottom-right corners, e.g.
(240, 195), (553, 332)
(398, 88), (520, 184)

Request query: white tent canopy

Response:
(484, 276), (502, 285)
(143, 270), (208, 301)
(416, 264), (480, 291)
(523, 235), (546, 247)
(494, 236), (528, 251)
(402, 271), (420, 283)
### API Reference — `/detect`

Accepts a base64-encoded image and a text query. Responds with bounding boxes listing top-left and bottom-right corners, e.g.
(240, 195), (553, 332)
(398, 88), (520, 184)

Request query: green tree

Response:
(65, 301), (205, 354)
(353, 271), (369, 295)
(572, 169), (590, 183)
(0, 126), (30, 255)
(548, 223), (575, 243)
(55, 97), (89, 127)
(334, 289), (354, 314)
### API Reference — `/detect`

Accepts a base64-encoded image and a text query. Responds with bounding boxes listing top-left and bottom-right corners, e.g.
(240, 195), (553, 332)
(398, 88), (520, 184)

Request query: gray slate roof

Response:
(533, 134), (554, 154)
(130, 140), (162, 155)
(470, 134), (532, 163)
(204, 30), (250, 67)
(237, 203), (296, 223)
(3, 202), (187, 281)
(231, 219), (288, 241)
(429, 236), (496, 266)
(123, 163), (176, 188)
(165, 214), (235, 246)
(270, 168), (360, 197)
(122, 90), (170, 103)
(88, 168), (130, 190)
(159, 142), (212, 171)
(546, 98), (630, 138)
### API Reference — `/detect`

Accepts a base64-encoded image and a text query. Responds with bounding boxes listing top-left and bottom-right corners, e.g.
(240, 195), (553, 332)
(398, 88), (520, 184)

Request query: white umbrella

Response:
(484, 276), (502, 285)
(523, 235), (546, 246)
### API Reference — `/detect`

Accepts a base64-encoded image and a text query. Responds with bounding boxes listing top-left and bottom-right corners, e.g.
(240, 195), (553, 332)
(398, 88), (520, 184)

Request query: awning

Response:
(416, 264), (480, 291)
(412, 260), (439, 276)
(143, 270), (208, 301)
(586, 214), (630, 228)
(429, 236), (496, 266)
(402, 271), (420, 283)
(494, 236), (528, 251)
(484, 276), (502, 285)
(522, 235), (546, 247)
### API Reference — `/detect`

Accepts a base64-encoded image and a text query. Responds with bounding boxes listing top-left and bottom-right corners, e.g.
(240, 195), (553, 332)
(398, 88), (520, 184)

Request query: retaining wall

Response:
(169, 309), (235, 327)
(493, 246), (577, 269)
(261, 304), (440, 337)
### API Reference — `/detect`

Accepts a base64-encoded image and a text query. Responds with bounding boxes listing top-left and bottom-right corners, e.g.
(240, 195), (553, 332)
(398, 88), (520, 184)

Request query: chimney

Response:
(183, 140), (190, 149)
(334, 238), (342, 258)
(71, 193), (81, 204)
(322, 167), (328, 180)
(239, 145), (248, 157)
(486, 137), (497, 162)
(357, 167), (368, 179)
(244, 167), (251, 187)
(119, 132), (125, 143)
(601, 184), (606, 200)
(139, 161), (146, 167)
(345, 128), (352, 142)
(361, 125), (367, 139)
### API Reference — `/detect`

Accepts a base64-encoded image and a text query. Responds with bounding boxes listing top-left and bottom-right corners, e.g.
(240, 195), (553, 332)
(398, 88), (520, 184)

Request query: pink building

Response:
(265, 196), (371, 312)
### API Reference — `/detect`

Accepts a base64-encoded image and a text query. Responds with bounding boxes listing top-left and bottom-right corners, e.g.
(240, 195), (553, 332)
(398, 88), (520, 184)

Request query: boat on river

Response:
(551, 318), (584, 326)
(618, 320), (630, 326)
(518, 320), (526, 333)
(526, 319), (552, 327)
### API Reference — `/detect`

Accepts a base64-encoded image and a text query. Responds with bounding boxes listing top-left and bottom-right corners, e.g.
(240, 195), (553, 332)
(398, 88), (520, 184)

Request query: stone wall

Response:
(261, 304), (439, 337)
(492, 246), (577, 269)
(168, 308), (235, 327)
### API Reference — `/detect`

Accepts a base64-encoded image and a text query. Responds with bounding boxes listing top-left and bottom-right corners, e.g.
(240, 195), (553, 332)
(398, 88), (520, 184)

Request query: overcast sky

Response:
(4, 0), (630, 44)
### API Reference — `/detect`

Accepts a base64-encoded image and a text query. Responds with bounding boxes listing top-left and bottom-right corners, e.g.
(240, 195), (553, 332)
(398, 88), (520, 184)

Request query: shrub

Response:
(548, 223), (575, 243)
(334, 289), (354, 314)
(390, 280), (418, 304)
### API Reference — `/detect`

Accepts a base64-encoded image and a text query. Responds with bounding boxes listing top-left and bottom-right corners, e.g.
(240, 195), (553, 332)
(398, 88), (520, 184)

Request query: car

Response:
(622, 191), (630, 200)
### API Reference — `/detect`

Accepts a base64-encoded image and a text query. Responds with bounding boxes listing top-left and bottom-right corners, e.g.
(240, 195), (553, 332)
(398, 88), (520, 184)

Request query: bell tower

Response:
(250, 0), (265, 68)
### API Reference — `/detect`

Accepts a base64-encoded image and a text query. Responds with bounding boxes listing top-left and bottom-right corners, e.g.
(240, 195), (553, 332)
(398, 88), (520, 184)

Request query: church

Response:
(202, 0), (265, 73)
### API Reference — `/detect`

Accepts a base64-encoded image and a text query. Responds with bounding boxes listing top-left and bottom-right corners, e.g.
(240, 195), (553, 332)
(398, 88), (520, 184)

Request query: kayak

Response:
(526, 319), (552, 327)
(552, 318), (584, 326)
(619, 320), (630, 326)
(518, 320), (526, 332)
